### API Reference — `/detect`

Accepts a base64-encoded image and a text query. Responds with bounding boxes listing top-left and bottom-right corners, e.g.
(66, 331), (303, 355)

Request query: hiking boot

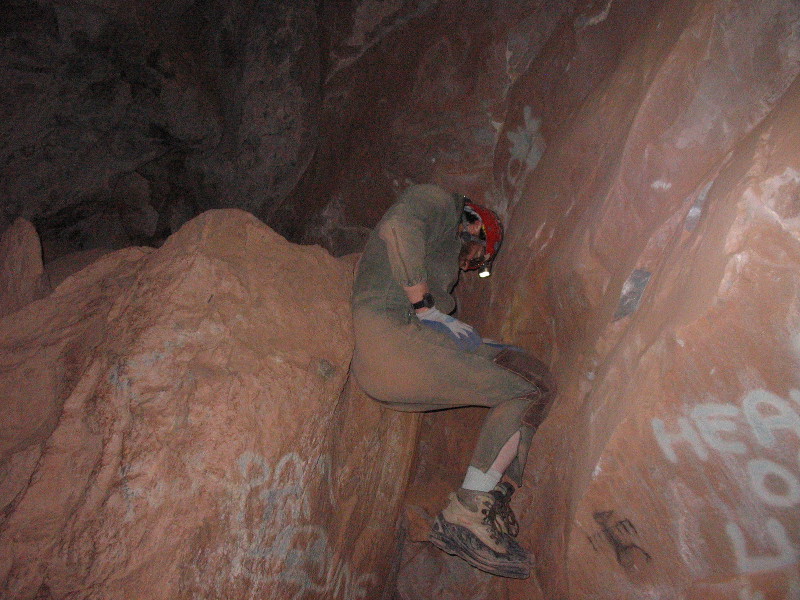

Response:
(429, 488), (531, 579)
(489, 481), (520, 537)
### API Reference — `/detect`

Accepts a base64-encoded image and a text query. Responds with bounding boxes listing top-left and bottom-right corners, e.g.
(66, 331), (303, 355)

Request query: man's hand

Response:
(417, 308), (482, 351)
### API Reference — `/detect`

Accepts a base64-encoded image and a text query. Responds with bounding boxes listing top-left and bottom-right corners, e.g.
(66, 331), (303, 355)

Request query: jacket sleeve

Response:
(377, 186), (453, 288)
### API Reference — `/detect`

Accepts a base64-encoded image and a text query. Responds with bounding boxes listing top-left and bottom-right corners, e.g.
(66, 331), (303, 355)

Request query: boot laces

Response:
(483, 484), (520, 538)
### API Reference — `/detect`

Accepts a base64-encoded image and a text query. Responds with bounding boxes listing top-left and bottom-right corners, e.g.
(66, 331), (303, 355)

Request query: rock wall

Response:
(0, 0), (320, 258)
(490, 1), (800, 598)
(360, 1), (800, 598)
(3, 1), (800, 599)
(449, 1), (800, 599)
(0, 218), (50, 318)
(0, 210), (419, 599)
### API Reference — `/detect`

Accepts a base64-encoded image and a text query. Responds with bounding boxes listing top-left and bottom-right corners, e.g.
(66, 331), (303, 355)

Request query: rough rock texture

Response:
(0, 218), (50, 318)
(0, 210), (419, 599)
(482, 1), (800, 599)
(4, 1), (800, 599)
(0, 0), (320, 257)
(350, 0), (800, 598)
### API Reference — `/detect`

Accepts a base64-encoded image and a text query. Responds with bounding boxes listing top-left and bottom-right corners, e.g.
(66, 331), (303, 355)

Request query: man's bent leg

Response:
(490, 430), (521, 474)
(431, 349), (557, 579)
(469, 348), (557, 484)
(430, 398), (534, 578)
(353, 311), (556, 577)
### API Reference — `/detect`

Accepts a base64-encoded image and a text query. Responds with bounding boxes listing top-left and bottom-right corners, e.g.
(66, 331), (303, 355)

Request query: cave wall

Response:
(489, 1), (800, 598)
(357, 0), (800, 599)
(1, 0), (322, 257)
(2, 0), (800, 599)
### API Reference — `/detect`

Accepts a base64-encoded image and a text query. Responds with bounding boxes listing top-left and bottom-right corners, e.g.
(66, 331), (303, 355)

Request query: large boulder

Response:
(0, 209), (418, 599)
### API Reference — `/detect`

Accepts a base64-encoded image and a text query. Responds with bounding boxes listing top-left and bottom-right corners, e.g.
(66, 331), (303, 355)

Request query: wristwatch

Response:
(412, 292), (435, 310)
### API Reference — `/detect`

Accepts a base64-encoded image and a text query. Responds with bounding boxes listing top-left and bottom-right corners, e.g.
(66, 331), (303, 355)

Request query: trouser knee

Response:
(474, 349), (558, 484)
(493, 348), (556, 430)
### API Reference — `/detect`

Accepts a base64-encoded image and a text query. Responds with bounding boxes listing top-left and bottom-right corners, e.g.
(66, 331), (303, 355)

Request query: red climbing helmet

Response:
(464, 200), (503, 262)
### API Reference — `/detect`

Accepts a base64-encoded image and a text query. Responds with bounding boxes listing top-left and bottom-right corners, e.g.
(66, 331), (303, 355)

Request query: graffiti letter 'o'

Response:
(746, 459), (800, 507)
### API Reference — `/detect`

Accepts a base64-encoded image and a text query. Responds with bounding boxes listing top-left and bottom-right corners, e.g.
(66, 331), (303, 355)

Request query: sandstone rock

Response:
(0, 209), (418, 599)
(0, 218), (49, 317)
(112, 172), (158, 240)
(44, 248), (111, 288)
(481, 0), (800, 598)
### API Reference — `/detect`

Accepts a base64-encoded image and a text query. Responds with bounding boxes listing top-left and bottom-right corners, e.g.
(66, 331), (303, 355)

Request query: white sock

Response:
(461, 466), (503, 492)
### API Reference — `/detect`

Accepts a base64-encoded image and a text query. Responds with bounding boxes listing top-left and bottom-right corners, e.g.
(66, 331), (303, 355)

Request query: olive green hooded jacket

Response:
(350, 184), (542, 484)
(352, 184), (463, 321)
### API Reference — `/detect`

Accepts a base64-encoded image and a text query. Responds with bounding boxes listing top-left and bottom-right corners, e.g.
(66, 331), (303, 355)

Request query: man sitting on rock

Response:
(351, 183), (555, 579)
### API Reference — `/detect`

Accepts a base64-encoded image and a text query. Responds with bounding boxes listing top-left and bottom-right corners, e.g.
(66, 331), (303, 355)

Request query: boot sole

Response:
(429, 515), (530, 579)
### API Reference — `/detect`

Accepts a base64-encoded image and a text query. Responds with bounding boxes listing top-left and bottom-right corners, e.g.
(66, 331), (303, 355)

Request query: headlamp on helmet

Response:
(461, 200), (503, 275)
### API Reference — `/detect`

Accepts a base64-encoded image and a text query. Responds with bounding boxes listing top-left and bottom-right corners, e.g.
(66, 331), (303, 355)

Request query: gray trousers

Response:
(351, 308), (555, 485)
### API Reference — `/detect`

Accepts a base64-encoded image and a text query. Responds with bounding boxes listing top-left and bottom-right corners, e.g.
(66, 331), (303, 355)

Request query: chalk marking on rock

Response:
(652, 416), (708, 462)
(726, 519), (798, 574)
(685, 180), (713, 231)
(746, 459), (800, 508)
(499, 105), (546, 220)
(576, 0), (613, 28)
(691, 403), (747, 455)
(230, 450), (375, 600)
(742, 389), (800, 449)
(652, 388), (800, 583)
(739, 582), (767, 600)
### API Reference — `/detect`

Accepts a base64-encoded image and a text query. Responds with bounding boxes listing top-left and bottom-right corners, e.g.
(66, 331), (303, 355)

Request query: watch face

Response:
(413, 293), (435, 309)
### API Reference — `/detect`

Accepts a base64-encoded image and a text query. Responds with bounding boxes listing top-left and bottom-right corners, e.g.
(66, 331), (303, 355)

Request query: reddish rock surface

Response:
(0, 218), (50, 318)
(359, 1), (800, 598)
(3, 1), (800, 599)
(479, 1), (800, 599)
(0, 210), (419, 599)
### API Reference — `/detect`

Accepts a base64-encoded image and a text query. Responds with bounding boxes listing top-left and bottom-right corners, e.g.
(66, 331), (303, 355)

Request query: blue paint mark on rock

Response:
(614, 269), (652, 320)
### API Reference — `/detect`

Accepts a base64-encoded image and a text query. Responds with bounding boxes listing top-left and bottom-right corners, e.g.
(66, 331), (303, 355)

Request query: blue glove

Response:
(418, 308), (482, 351)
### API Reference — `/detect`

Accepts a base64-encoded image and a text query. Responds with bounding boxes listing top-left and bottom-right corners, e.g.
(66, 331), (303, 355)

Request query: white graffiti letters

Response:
(651, 416), (708, 462)
(691, 403), (747, 455)
(651, 389), (800, 508)
(726, 519), (797, 573)
(651, 388), (800, 579)
(743, 389), (800, 449)
(746, 459), (800, 508)
(230, 451), (375, 600)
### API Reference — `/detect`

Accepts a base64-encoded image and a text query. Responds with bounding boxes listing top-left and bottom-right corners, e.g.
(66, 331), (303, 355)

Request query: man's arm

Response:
(378, 210), (427, 290)
(380, 186), (480, 350)
(404, 282), (432, 314)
